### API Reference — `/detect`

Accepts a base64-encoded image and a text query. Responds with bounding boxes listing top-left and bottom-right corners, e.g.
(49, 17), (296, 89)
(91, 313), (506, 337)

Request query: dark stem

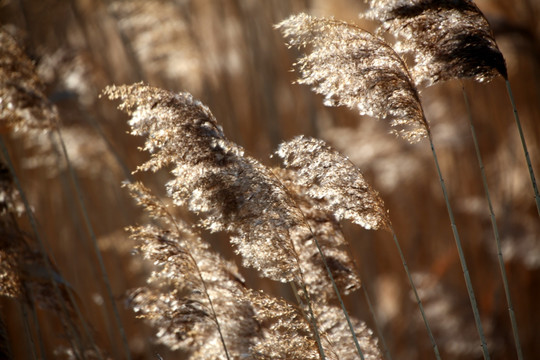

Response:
(426, 129), (491, 360)
(462, 85), (523, 360)
(505, 79), (540, 216)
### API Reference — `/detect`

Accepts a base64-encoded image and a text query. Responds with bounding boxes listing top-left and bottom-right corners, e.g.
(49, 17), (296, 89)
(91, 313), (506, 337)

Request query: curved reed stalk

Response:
(426, 128), (491, 359)
(367, 1), (525, 356)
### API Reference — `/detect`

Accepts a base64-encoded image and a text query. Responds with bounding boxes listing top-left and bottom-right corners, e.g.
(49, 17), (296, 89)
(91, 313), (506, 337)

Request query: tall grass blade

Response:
(360, 281), (392, 360)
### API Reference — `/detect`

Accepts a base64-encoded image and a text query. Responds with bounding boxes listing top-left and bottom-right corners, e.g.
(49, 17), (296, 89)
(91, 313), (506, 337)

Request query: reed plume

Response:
(126, 182), (259, 358)
(276, 13), (427, 143)
(276, 136), (390, 231)
(274, 167), (361, 300)
(368, 2), (524, 358)
(367, 0), (507, 86)
(104, 83), (308, 283)
(125, 181), (383, 359)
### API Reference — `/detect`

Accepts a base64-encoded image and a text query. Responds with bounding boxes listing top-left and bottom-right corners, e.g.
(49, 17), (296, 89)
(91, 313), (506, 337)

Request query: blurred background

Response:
(0, 0), (539, 359)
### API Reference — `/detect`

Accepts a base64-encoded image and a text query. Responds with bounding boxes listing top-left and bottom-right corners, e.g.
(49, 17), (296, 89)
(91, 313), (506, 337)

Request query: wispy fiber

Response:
(104, 83), (305, 283)
(316, 304), (381, 360)
(276, 13), (427, 142)
(367, 0), (507, 85)
(247, 289), (320, 360)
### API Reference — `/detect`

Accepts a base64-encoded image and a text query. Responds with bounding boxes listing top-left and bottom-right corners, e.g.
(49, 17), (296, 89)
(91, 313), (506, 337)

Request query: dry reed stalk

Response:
(367, 1), (524, 357)
(277, 14), (445, 359)
(276, 13), (427, 143)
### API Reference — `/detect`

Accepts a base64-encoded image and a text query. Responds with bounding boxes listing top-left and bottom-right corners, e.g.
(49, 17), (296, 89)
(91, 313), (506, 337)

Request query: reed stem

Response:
(426, 130), (491, 360)
(505, 79), (540, 217)
(389, 225), (441, 360)
(462, 86), (523, 360)
(360, 280), (393, 360)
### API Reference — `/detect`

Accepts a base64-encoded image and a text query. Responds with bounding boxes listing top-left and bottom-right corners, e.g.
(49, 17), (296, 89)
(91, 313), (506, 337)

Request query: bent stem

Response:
(388, 225), (441, 360)
(426, 129), (490, 360)
(505, 79), (540, 217)
(462, 86), (523, 360)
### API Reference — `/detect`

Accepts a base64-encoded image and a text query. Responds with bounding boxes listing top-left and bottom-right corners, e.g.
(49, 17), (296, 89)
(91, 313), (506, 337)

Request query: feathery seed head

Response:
(277, 13), (428, 142)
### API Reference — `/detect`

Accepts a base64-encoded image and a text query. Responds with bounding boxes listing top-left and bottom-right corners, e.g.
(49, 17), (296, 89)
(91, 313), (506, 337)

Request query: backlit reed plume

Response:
(367, 0), (507, 86)
(104, 83), (305, 283)
(125, 182), (383, 359)
(276, 13), (427, 143)
(126, 182), (258, 358)
(276, 136), (390, 231)
(125, 177), (382, 359)
(368, 2), (524, 358)
(109, 83), (385, 359)
(0, 29), (57, 133)
(248, 290), (382, 360)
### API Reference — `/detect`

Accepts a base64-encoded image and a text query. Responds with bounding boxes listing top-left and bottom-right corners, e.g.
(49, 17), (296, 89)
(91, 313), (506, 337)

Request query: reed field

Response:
(1, 0), (539, 359)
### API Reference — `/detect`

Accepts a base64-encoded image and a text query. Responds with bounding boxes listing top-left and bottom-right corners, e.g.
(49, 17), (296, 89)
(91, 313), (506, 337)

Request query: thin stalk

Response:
(19, 303), (38, 360)
(309, 233), (365, 360)
(388, 225), (441, 360)
(462, 86), (523, 360)
(152, 196), (232, 360)
(0, 137), (86, 357)
(52, 129), (131, 360)
(291, 282), (327, 360)
(359, 280), (393, 360)
(505, 79), (540, 216)
(27, 295), (47, 360)
(426, 130), (490, 360)
(195, 266), (231, 360)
